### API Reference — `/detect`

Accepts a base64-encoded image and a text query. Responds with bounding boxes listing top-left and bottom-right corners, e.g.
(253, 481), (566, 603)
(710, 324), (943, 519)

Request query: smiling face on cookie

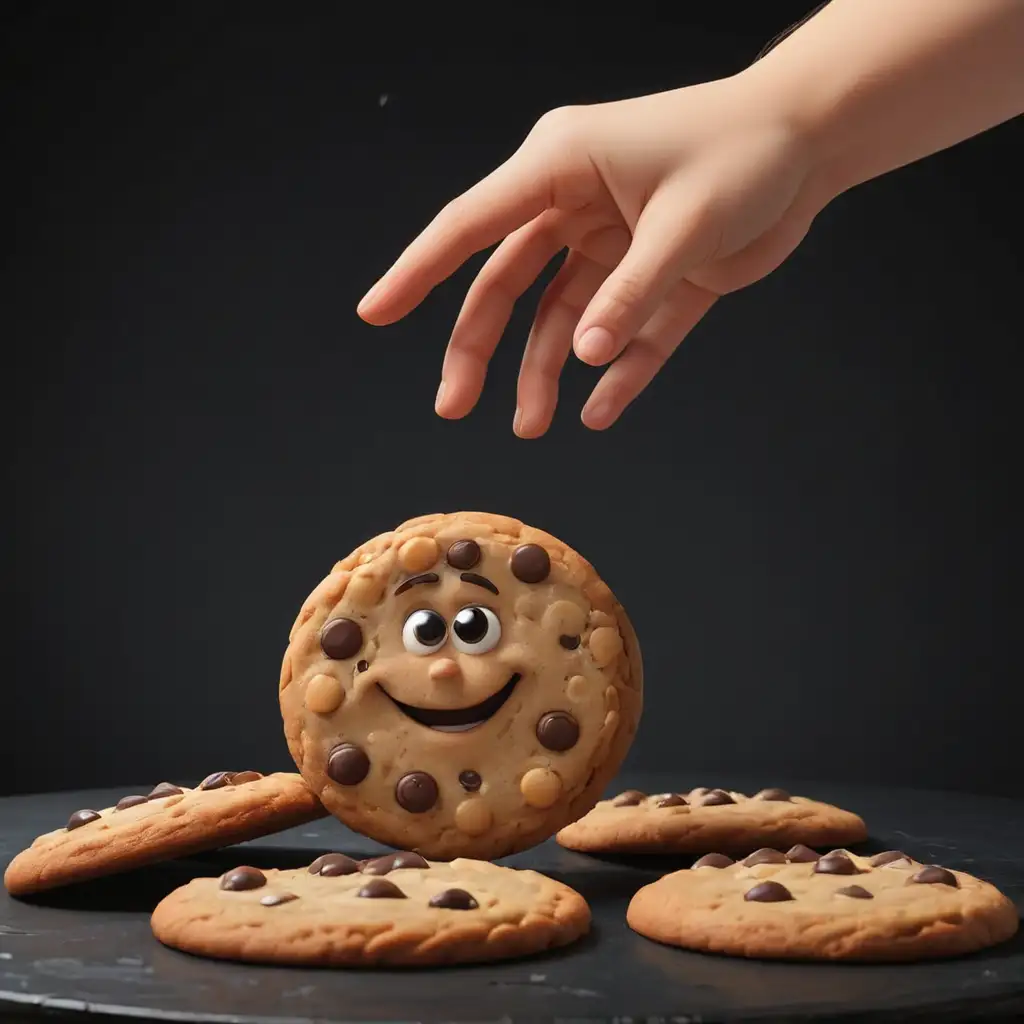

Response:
(280, 513), (642, 860)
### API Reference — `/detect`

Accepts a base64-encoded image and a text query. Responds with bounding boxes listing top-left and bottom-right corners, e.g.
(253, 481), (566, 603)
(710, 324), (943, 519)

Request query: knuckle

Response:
(530, 105), (585, 144)
(607, 272), (649, 312)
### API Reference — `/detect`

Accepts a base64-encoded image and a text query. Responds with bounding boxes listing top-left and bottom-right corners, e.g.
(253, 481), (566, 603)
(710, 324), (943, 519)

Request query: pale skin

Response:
(357, 0), (1024, 438)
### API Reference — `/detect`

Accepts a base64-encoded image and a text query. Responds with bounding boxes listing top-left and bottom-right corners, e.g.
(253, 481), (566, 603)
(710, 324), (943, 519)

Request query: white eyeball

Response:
(450, 606), (501, 654)
(402, 609), (447, 655)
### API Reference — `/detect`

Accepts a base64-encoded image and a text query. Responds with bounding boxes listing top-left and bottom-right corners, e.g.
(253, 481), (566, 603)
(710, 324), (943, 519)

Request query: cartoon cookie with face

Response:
(279, 511), (642, 860)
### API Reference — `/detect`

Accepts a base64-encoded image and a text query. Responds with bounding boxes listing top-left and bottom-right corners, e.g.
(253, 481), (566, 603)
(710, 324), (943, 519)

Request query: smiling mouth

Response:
(379, 674), (521, 733)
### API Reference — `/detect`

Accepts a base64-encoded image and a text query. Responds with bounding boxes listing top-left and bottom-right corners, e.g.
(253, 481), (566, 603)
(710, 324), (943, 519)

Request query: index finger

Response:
(357, 148), (555, 326)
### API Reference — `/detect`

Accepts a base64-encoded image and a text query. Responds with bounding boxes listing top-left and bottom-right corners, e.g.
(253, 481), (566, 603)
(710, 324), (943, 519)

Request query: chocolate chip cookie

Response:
(279, 511), (643, 860)
(151, 851), (590, 966)
(556, 785), (867, 855)
(3, 771), (325, 895)
(627, 847), (1019, 961)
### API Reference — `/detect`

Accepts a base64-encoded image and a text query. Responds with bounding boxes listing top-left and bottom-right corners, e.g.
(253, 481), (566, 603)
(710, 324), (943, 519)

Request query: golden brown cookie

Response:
(556, 785), (866, 855)
(151, 851), (590, 966)
(279, 511), (643, 860)
(627, 847), (1019, 961)
(3, 771), (325, 896)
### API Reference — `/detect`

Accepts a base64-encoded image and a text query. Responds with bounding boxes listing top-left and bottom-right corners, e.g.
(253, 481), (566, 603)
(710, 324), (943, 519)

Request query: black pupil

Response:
(414, 611), (446, 646)
(453, 607), (489, 644)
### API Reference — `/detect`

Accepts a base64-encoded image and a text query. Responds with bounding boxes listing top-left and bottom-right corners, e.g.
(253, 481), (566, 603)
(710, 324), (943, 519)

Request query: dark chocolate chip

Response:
(692, 853), (734, 869)
(814, 852), (858, 876)
(114, 795), (149, 811)
(357, 660), (369, 673)
(744, 881), (794, 902)
(309, 853), (360, 876)
(394, 573), (439, 597)
(655, 793), (688, 808)
(612, 790), (646, 807)
(391, 851), (430, 870)
(148, 782), (183, 799)
(510, 544), (550, 584)
(357, 878), (406, 899)
(786, 844), (821, 863)
(66, 809), (101, 831)
(870, 850), (910, 867)
(910, 865), (959, 888)
(327, 743), (370, 786)
(535, 711), (580, 752)
(446, 540), (481, 570)
(743, 848), (788, 867)
(429, 887), (479, 910)
(260, 892), (299, 906)
(231, 771), (262, 785)
(836, 885), (873, 899)
(700, 789), (735, 806)
(320, 617), (364, 660)
(559, 634), (580, 650)
(220, 866), (266, 891)
(458, 770), (482, 792)
(199, 771), (234, 791)
(395, 771), (439, 813)
(754, 787), (792, 801)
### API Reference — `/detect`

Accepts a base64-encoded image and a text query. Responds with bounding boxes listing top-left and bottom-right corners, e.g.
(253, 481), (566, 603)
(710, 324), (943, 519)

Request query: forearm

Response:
(743, 0), (1024, 197)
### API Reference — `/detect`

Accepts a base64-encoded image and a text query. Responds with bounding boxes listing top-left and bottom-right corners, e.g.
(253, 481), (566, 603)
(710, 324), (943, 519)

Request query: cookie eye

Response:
(451, 606), (501, 654)
(402, 609), (448, 655)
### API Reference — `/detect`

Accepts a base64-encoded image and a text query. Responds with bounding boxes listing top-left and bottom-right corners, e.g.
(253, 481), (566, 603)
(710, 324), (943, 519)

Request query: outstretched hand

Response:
(358, 78), (826, 436)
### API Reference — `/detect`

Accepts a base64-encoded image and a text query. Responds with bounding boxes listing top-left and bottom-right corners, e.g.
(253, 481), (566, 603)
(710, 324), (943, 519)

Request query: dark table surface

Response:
(1, 773), (1022, 1024)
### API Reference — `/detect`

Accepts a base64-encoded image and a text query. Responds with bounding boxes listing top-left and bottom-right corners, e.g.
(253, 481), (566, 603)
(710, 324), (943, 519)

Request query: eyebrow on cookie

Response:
(394, 572), (440, 596)
(460, 572), (499, 595)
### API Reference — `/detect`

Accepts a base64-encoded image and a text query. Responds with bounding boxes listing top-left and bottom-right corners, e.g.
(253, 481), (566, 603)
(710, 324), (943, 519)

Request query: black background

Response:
(4, 3), (1021, 799)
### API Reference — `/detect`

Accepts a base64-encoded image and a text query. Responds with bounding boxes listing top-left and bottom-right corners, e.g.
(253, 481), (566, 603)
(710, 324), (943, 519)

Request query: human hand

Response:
(357, 75), (829, 436)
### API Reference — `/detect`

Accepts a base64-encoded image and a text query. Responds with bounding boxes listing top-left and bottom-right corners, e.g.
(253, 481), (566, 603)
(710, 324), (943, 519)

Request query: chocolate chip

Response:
(836, 885), (873, 899)
(535, 711), (579, 752)
(446, 540), (481, 570)
(148, 782), (183, 799)
(655, 793), (688, 808)
(458, 770), (482, 792)
(700, 789), (735, 806)
(910, 865), (959, 888)
(357, 660), (369, 673)
(260, 892), (299, 906)
(754, 787), (792, 801)
(231, 771), (262, 785)
(320, 618), (363, 660)
(743, 848), (787, 867)
(199, 771), (234, 791)
(510, 544), (550, 584)
(870, 850), (910, 867)
(66, 809), (101, 831)
(786, 844), (821, 863)
(814, 852), (858, 876)
(114, 795), (149, 811)
(220, 866), (266, 891)
(559, 634), (580, 650)
(612, 790), (646, 807)
(429, 888), (479, 910)
(391, 851), (430, 870)
(744, 881), (794, 902)
(309, 853), (360, 876)
(357, 878), (406, 899)
(327, 743), (370, 786)
(692, 853), (734, 869)
(395, 771), (439, 813)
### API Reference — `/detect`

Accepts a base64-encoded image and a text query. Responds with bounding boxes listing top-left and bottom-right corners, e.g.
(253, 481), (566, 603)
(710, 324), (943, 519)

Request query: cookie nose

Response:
(429, 658), (461, 682)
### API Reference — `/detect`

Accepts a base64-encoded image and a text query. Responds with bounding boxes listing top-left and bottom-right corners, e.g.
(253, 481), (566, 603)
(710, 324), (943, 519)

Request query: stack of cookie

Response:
(4, 511), (1018, 968)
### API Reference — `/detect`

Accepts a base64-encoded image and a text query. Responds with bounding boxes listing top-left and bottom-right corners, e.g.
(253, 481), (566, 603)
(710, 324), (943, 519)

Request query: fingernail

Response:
(358, 279), (384, 311)
(583, 399), (612, 429)
(435, 381), (447, 412)
(513, 406), (523, 435)
(575, 326), (615, 364)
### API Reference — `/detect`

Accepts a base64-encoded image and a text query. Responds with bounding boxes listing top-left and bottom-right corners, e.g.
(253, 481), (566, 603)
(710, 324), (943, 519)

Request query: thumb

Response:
(573, 186), (721, 365)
